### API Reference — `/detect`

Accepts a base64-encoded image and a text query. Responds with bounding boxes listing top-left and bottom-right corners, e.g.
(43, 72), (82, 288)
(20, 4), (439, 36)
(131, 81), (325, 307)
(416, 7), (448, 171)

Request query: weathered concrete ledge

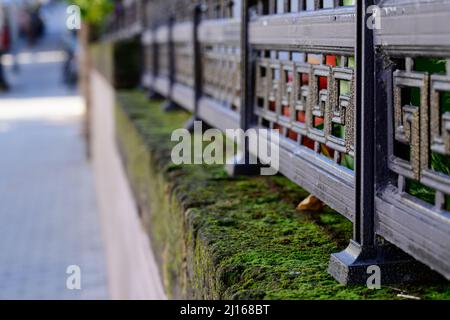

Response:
(115, 90), (450, 300)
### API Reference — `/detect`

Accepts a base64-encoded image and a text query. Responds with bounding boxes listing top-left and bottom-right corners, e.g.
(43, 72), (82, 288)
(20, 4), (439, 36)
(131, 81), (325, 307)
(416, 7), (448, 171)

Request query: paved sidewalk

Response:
(0, 26), (108, 300)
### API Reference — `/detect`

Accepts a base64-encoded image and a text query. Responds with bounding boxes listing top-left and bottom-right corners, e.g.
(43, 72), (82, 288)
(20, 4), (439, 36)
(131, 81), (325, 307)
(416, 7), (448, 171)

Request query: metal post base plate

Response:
(225, 154), (263, 177)
(184, 116), (197, 132)
(328, 240), (445, 285)
(162, 100), (178, 112)
(148, 88), (161, 100)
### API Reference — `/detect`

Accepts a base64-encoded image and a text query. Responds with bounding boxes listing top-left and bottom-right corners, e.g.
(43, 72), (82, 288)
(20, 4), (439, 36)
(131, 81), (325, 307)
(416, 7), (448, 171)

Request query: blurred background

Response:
(0, 0), (164, 300)
(0, 0), (106, 300)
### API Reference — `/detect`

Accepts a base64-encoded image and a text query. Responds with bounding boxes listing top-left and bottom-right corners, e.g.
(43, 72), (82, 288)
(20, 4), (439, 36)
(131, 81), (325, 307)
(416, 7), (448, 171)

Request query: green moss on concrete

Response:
(90, 40), (141, 89)
(90, 42), (113, 81)
(115, 90), (450, 300)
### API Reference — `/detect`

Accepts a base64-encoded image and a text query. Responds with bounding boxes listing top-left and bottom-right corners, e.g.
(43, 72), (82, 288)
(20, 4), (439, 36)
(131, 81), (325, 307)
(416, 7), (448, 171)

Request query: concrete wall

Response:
(89, 67), (166, 300)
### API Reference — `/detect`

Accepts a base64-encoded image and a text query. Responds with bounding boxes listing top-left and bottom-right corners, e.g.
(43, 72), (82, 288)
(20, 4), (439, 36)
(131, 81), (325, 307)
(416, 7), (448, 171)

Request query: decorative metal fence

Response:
(103, 0), (143, 41)
(106, 0), (450, 284)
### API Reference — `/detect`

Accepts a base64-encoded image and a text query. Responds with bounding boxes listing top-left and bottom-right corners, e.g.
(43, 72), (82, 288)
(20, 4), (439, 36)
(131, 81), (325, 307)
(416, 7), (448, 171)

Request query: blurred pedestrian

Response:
(25, 4), (44, 47)
(0, 5), (11, 91)
(62, 29), (78, 86)
(8, 0), (21, 73)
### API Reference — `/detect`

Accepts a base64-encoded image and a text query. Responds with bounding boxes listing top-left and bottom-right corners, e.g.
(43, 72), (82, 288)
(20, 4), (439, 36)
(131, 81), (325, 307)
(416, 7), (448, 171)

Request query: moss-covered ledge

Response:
(115, 90), (450, 300)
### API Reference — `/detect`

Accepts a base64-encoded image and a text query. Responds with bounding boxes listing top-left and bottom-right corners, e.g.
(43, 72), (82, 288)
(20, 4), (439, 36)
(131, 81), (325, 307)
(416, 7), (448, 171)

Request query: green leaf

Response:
(67, 0), (113, 24)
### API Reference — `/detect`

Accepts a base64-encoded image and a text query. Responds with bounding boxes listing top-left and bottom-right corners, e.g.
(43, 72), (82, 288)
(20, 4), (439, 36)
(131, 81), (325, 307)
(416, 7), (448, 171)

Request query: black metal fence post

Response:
(225, 0), (261, 176)
(162, 15), (178, 111)
(356, 0), (375, 250)
(147, 23), (160, 99)
(239, 0), (251, 132)
(327, 0), (378, 285)
(328, 0), (442, 285)
(184, 4), (203, 130)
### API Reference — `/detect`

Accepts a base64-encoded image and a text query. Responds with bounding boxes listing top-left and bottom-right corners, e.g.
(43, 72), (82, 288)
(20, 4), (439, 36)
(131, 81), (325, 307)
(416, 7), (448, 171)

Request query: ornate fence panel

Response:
(248, 0), (356, 220)
(142, 0), (163, 89)
(172, 21), (196, 111)
(372, 0), (450, 280)
(197, 17), (242, 131)
(111, 0), (450, 284)
(104, 0), (143, 41)
(153, 25), (172, 96)
(142, 0), (196, 110)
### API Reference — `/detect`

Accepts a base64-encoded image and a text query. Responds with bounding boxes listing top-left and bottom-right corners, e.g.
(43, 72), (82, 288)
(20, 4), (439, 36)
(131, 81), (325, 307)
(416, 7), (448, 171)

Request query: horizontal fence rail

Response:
(104, 0), (450, 284)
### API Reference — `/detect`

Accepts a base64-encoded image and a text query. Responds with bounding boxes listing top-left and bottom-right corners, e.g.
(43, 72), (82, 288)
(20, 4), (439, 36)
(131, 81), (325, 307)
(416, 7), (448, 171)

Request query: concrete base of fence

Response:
(328, 240), (445, 286)
(113, 90), (450, 300)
